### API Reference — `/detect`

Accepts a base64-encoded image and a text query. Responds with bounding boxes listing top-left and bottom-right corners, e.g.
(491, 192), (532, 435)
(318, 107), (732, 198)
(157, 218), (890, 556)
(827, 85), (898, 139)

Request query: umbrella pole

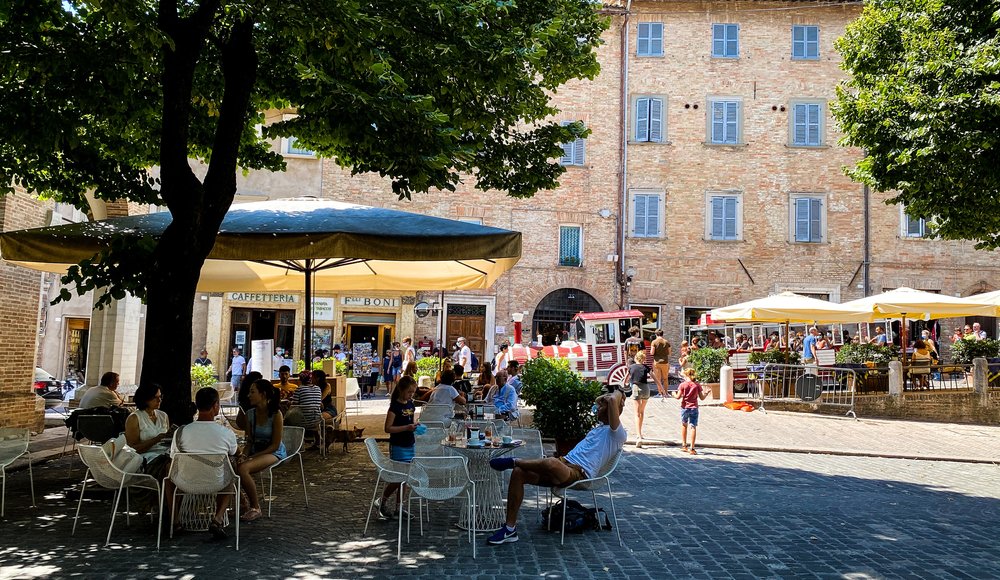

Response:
(304, 259), (313, 363)
(901, 314), (907, 388)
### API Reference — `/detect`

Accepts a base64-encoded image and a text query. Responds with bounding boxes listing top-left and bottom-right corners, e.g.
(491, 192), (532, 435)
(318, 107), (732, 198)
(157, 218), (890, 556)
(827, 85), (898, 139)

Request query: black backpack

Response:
(541, 499), (612, 533)
(470, 351), (480, 371)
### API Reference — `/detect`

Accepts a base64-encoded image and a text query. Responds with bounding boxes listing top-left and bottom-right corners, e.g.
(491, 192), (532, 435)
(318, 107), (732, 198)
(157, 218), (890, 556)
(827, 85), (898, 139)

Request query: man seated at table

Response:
(79, 371), (124, 409)
(487, 390), (626, 545)
(165, 387), (238, 540)
(451, 364), (474, 397)
(492, 375), (518, 421)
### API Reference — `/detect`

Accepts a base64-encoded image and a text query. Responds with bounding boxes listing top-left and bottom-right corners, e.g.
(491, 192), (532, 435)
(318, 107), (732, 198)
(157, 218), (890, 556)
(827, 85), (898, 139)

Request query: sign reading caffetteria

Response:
(341, 296), (400, 308)
(226, 292), (300, 303)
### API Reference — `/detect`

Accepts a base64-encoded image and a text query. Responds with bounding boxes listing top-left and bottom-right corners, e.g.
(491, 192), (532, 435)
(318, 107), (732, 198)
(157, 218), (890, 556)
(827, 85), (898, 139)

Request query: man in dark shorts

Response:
(486, 390), (627, 545)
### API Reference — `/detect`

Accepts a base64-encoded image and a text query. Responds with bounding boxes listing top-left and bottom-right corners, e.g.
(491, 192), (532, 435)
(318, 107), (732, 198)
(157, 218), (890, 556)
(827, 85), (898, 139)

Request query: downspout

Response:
(618, 0), (632, 308)
(862, 183), (870, 297)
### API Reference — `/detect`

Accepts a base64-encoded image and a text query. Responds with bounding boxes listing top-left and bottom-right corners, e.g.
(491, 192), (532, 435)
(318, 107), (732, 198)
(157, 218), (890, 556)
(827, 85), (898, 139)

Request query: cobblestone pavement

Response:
(2, 435), (999, 579)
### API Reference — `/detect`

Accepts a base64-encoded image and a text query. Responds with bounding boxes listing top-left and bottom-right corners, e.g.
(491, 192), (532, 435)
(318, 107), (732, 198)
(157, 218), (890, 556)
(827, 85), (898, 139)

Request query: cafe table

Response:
(442, 439), (523, 532)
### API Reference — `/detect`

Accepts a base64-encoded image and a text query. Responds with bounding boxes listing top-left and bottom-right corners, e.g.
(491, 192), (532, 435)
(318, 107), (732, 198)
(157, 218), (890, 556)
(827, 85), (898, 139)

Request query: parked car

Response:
(33, 368), (65, 408)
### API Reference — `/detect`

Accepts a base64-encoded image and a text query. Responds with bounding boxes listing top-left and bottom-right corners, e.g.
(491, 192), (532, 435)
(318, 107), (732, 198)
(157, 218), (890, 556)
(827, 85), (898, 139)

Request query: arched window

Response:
(532, 288), (601, 345)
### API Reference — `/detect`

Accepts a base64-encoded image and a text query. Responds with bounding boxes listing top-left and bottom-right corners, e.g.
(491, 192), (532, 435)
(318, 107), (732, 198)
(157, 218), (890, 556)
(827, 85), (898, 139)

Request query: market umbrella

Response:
(710, 292), (873, 324)
(0, 197), (522, 358)
(840, 287), (996, 376)
(964, 289), (1000, 316)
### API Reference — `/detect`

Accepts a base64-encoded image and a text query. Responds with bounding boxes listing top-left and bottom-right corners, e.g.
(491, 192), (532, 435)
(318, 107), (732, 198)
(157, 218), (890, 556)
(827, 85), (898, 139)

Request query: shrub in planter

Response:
(190, 363), (218, 390)
(747, 350), (801, 365)
(520, 357), (603, 442)
(687, 347), (729, 383)
(834, 343), (897, 365)
(949, 338), (1000, 364)
(416, 356), (448, 379)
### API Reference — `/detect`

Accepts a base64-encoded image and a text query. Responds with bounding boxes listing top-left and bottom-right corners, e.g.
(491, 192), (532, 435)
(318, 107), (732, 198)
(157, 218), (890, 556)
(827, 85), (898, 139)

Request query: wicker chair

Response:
(72, 445), (162, 547)
(401, 456), (476, 560)
(0, 428), (34, 517)
(160, 453), (241, 550)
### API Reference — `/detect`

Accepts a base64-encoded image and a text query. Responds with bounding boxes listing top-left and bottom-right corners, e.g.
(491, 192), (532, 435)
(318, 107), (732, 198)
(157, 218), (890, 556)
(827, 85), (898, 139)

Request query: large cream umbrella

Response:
(0, 197), (521, 358)
(840, 287), (996, 377)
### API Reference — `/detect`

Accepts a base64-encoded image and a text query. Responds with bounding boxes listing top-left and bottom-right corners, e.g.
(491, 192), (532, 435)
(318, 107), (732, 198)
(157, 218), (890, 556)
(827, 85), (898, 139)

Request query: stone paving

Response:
(2, 414), (1000, 579)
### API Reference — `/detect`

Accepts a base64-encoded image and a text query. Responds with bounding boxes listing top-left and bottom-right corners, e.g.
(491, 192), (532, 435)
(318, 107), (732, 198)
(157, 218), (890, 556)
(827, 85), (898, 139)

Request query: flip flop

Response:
(240, 507), (263, 522)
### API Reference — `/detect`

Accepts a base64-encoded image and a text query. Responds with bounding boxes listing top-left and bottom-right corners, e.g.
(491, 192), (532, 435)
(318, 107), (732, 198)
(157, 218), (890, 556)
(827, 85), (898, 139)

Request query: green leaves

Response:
(834, 0), (1000, 249)
(520, 357), (602, 440)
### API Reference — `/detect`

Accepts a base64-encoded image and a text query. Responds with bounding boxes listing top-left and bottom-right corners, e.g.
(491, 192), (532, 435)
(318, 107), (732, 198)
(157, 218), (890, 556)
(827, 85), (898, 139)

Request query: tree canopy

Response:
(0, 0), (608, 417)
(833, 0), (1000, 249)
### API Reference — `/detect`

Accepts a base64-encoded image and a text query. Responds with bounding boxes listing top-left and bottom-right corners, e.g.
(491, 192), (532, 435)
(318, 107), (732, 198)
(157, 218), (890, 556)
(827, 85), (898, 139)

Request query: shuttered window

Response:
(560, 121), (586, 166)
(635, 97), (664, 143)
(709, 196), (739, 240)
(710, 100), (740, 144)
(559, 226), (582, 266)
(637, 23), (664, 57)
(712, 23), (739, 58)
(794, 197), (823, 243)
(631, 193), (663, 238)
(792, 103), (822, 146)
(792, 25), (819, 60)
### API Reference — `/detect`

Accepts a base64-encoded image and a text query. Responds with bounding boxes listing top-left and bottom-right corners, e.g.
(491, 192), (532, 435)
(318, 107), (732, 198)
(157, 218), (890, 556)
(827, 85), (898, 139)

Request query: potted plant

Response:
(687, 347), (728, 399)
(949, 337), (1000, 364)
(520, 357), (603, 456)
(190, 363), (218, 390)
(747, 349), (801, 366)
(834, 342), (897, 393)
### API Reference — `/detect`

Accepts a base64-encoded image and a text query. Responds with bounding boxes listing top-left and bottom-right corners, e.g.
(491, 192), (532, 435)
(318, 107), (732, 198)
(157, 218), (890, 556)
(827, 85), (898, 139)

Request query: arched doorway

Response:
(532, 288), (601, 345)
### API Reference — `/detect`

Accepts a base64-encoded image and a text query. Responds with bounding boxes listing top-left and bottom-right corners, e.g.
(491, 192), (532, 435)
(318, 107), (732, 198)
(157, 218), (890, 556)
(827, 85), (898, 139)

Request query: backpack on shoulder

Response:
(540, 499), (612, 534)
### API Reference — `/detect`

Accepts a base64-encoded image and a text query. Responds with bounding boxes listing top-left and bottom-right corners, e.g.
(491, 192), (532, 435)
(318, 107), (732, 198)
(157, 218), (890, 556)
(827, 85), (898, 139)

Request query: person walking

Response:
(672, 368), (710, 454)
(629, 352), (652, 448)
(649, 329), (671, 398)
(227, 348), (246, 391)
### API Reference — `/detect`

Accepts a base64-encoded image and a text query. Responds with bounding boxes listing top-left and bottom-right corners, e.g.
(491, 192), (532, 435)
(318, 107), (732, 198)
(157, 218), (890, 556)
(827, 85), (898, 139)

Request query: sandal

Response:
(240, 507), (263, 522)
(680, 445), (689, 452)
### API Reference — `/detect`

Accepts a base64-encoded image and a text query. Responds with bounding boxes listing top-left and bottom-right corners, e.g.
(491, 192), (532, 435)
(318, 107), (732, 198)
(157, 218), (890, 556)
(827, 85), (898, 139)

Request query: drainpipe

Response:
(618, 0), (632, 308)
(862, 183), (870, 297)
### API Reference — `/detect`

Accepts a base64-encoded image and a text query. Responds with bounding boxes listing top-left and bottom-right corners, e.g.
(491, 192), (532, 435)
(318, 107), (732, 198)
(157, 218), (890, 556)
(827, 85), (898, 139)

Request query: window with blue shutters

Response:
(637, 23), (664, 57)
(792, 25), (819, 60)
(560, 121), (586, 166)
(712, 23), (739, 58)
(792, 102), (822, 146)
(631, 192), (664, 238)
(709, 100), (740, 145)
(634, 97), (665, 143)
(793, 197), (824, 243)
(708, 195), (739, 240)
(559, 226), (583, 266)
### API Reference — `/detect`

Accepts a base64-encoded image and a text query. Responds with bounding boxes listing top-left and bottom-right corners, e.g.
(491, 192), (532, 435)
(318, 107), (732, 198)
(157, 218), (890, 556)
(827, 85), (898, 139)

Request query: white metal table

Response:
(442, 441), (520, 532)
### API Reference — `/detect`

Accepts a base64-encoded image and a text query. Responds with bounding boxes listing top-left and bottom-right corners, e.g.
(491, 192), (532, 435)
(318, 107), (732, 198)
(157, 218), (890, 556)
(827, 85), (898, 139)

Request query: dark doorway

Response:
(347, 324), (380, 356)
(230, 308), (295, 357)
(533, 288), (602, 346)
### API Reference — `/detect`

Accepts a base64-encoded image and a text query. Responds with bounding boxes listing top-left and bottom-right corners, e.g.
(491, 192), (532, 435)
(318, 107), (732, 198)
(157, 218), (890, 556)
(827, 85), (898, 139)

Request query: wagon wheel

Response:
(606, 364), (630, 390)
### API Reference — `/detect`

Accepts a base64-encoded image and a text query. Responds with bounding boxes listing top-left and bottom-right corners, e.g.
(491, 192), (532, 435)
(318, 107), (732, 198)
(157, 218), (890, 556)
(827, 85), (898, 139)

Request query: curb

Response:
(628, 440), (999, 465)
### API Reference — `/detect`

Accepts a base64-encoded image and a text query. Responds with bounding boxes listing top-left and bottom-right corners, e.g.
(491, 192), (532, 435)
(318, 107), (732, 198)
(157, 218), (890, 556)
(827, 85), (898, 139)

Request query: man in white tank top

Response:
(486, 390), (626, 545)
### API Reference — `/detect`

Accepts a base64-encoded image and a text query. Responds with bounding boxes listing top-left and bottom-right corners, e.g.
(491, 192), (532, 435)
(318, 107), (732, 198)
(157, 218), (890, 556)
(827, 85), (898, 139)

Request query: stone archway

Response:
(532, 288), (602, 345)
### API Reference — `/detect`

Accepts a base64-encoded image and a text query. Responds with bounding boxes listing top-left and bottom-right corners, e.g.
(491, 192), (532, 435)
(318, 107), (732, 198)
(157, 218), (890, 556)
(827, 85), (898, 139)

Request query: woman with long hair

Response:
(238, 371), (264, 411)
(475, 364), (496, 400)
(375, 375), (418, 519)
(236, 379), (286, 522)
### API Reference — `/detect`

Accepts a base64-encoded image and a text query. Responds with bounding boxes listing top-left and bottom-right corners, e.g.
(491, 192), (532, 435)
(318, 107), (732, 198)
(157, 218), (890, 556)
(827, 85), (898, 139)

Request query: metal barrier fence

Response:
(744, 363), (857, 419)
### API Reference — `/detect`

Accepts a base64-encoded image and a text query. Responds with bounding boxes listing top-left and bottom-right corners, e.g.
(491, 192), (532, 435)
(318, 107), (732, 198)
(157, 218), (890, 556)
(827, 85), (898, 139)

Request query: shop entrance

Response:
(446, 304), (487, 368)
(230, 308), (295, 358)
(65, 317), (89, 384)
(344, 312), (397, 360)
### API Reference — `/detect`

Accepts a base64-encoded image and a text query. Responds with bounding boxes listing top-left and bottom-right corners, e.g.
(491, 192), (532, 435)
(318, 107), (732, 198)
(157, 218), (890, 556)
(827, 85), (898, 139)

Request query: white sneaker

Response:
(635, 437), (643, 449)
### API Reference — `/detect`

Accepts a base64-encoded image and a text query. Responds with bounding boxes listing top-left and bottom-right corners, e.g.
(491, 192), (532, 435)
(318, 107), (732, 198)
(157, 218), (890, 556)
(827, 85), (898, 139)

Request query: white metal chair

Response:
(215, 383), (239, 417)
(345, 379), (362, 414)
(72, 445), (162, 547)
(258, 426), (308, 517)
(0, 428), (35, 517)
(414, 427), (447, 458)
(160, 453), (241, 550)
(401, 456), (476, 560)
(418, 404), (454, 426)
(548, 448), (624, 546)
(362, 438), (413, 536)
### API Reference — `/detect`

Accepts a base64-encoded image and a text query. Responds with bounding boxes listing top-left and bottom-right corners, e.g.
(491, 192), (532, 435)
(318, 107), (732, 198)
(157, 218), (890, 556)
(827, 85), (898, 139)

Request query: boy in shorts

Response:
(673, 368), (709, 454)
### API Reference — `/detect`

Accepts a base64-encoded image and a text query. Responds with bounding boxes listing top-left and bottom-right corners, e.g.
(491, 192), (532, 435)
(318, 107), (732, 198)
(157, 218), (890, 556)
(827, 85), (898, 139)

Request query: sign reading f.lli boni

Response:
(341, 296), (400, 308)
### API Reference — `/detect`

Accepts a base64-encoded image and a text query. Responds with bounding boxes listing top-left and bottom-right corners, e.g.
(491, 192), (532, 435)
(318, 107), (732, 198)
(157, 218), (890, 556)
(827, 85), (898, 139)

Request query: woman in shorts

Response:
(628, 351), (651, 448)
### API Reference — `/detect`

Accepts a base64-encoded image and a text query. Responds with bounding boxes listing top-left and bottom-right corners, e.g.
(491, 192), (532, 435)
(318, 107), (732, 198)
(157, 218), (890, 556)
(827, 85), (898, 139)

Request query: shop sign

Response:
(227, 292), (299, 304)
(312, 297), (335, 321)
(341, 296), (399, 308)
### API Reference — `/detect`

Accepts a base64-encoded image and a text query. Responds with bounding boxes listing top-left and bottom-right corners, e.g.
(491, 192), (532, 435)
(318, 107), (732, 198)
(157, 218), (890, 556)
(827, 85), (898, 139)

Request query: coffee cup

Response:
(502, 435), (513, 444)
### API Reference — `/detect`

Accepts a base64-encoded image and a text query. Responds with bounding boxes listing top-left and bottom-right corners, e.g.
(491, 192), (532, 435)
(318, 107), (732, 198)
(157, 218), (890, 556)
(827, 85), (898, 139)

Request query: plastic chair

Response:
(401, 456), (476, 559)
(72, 445), (162, 547)
(345, 379), (362, 414)
(258, 426), (308, 517)
(548, 448), (624, 546)
(160, 453), (241, 550)
(0, 428), (35, 517)
(362, 438), (412, 536)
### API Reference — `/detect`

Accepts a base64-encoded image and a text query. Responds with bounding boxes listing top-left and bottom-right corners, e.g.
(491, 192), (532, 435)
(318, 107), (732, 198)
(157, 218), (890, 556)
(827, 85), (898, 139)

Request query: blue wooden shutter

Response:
(725, 102), (738, 143)
(650, 23), (663, 56)
(573, 127), (586, 166)
(794, 104), (807, 144)
(636, 98), (649, 142)
(712, 102), (725, 143)
(638, 23), (649, 56)
(723, 197), (737, 239)
(726, 24), (738, 57)
(807, 104), (820, 145)
(809, 198), (822, 242)
(649, 98), (663, 142)
(633, 194), (648, 236)
(792, 25), (804, 58)
(795, 198), (810, 241)
(806, 26), (819, 57)
(712, 24), (725, 57)
(560, 121), (573, 164)
(646, 195), (660, 237)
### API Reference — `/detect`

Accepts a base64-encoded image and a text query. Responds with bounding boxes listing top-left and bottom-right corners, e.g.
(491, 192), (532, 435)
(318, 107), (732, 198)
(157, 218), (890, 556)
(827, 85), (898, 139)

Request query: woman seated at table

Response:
(909, 340), (933, 389)
(474, 365), (497, 400)
(237, 371), (263, 411)
(236, 379), (287, 522)
(124, 383), (175, 512)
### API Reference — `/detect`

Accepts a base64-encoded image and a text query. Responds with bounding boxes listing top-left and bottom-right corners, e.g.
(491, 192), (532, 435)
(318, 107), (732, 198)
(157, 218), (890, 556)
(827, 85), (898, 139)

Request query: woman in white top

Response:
(125, 383), (174, 464)
(493, 343), (509, 375)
